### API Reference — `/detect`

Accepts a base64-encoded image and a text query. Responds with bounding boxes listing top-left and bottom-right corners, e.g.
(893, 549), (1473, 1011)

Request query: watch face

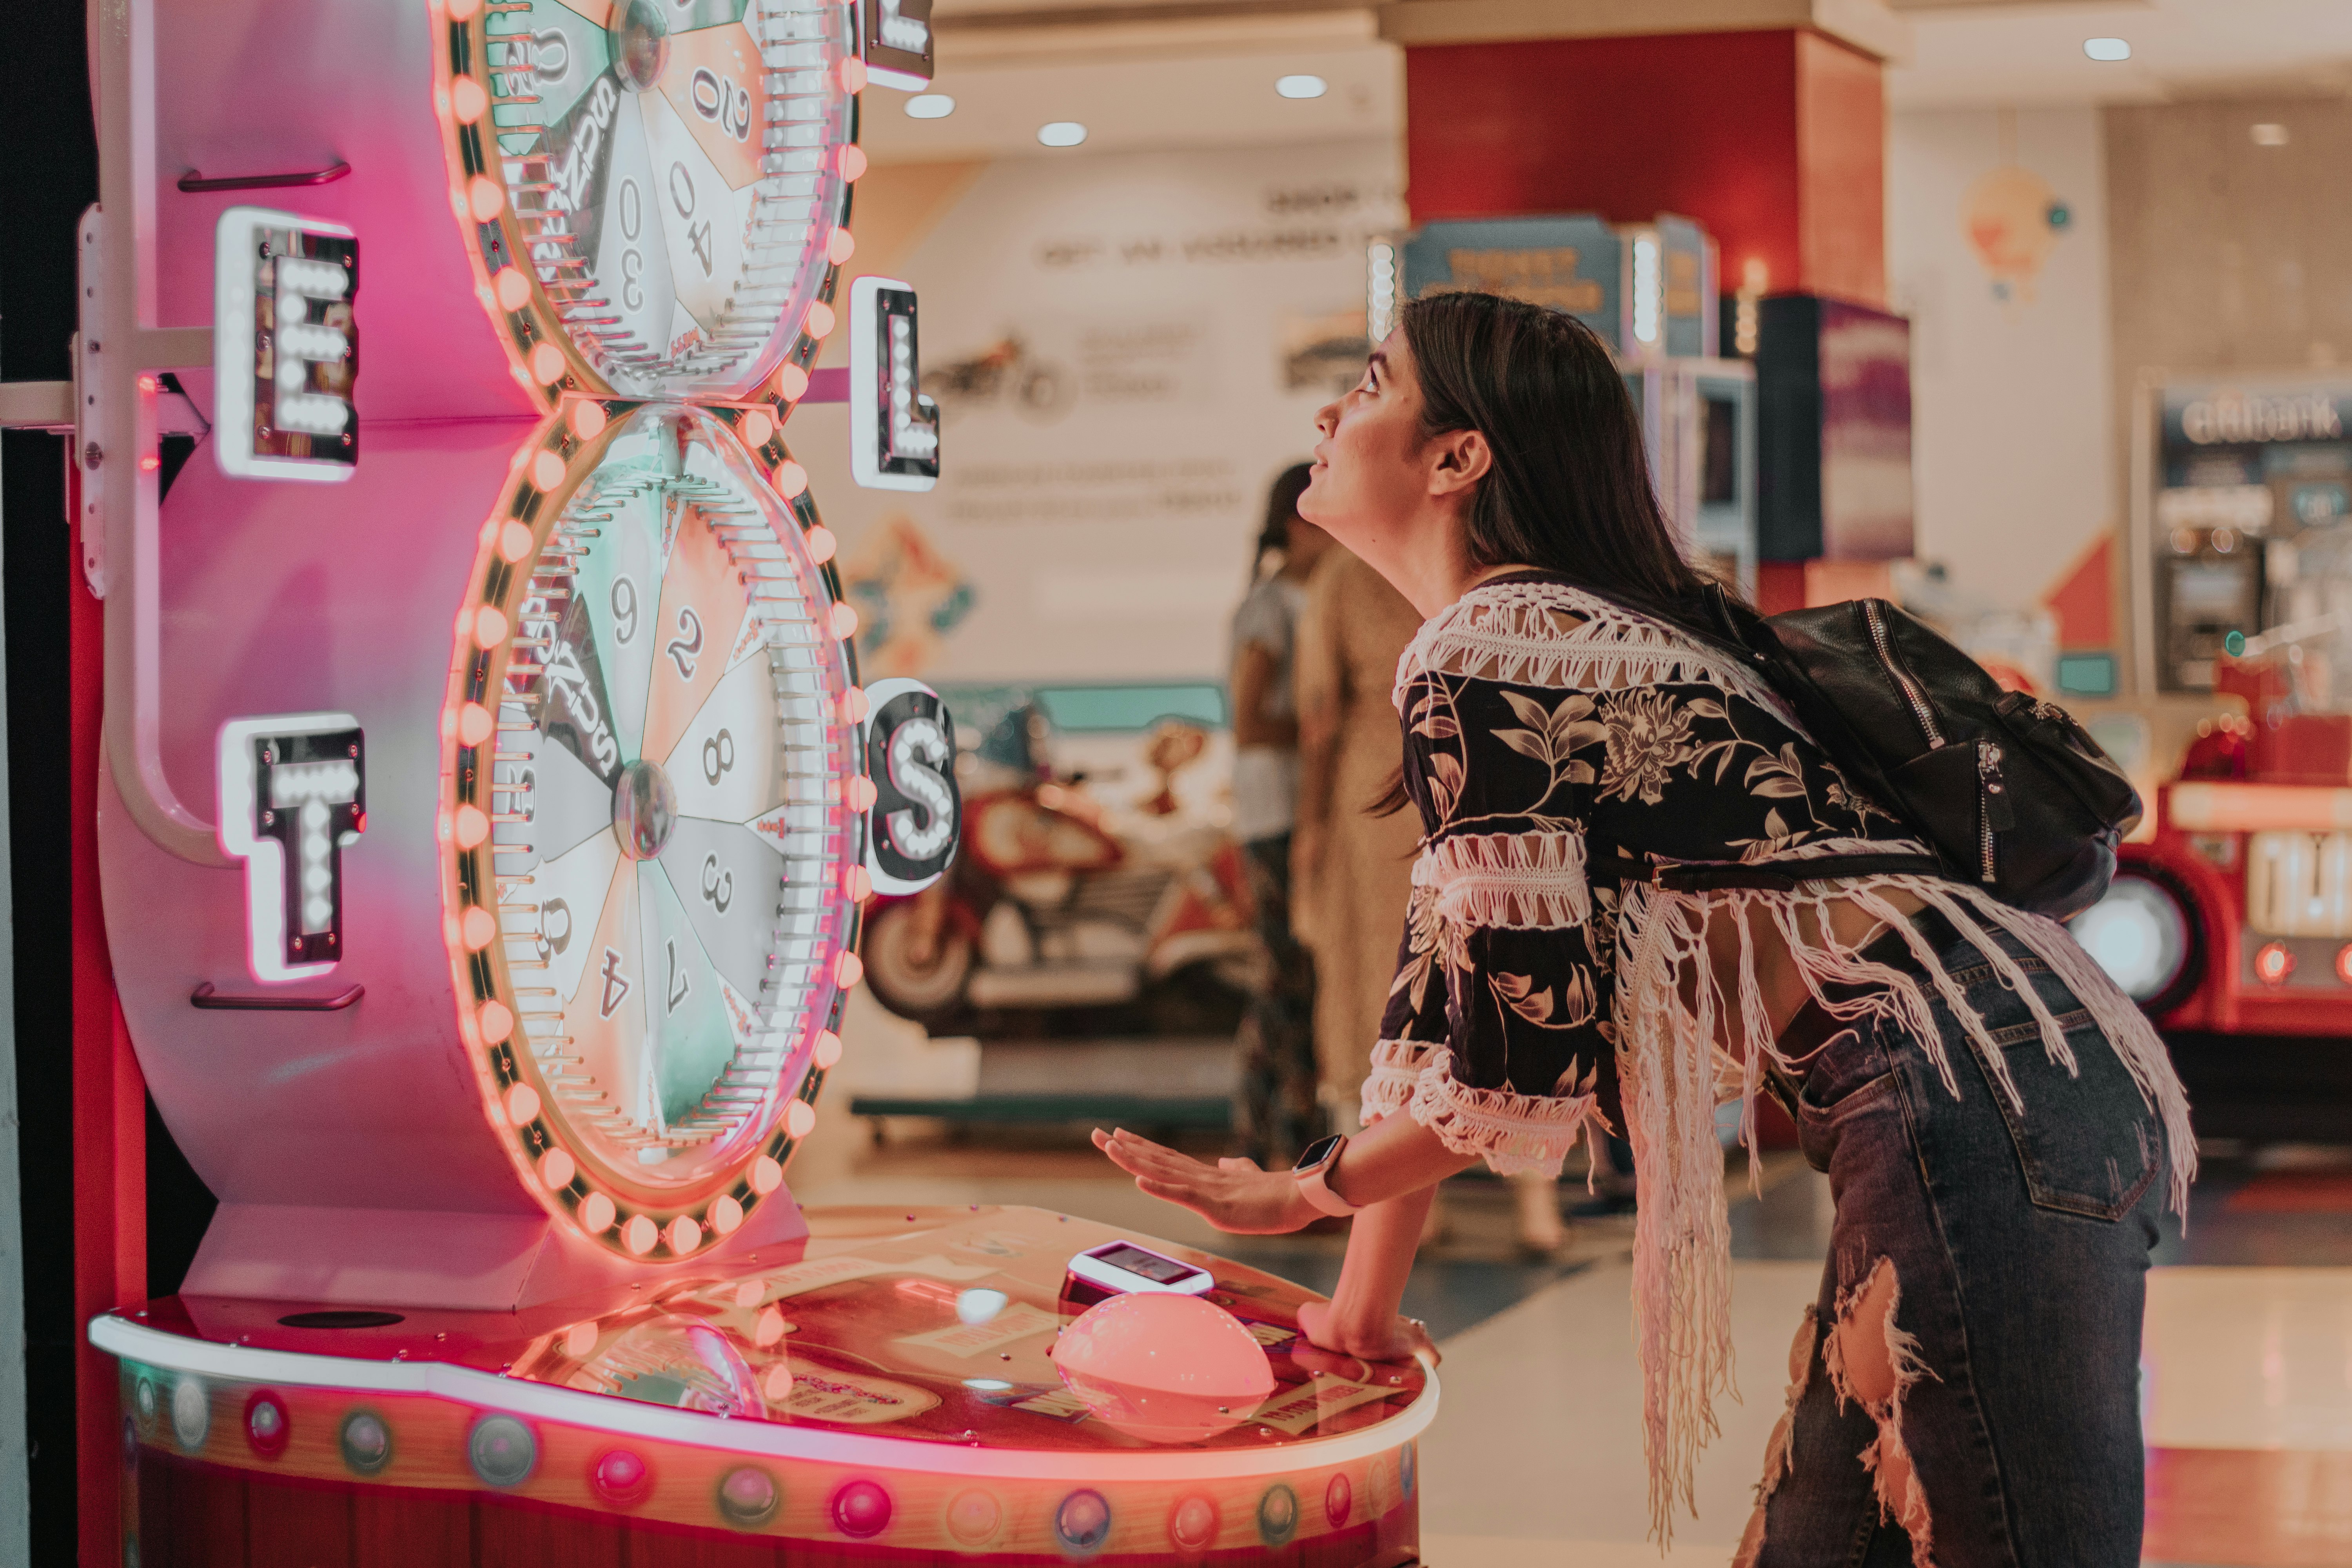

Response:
(1293, 1134), (1341, 1173)
(437, 0), (859, 403)
(441, 401), (860, 1257)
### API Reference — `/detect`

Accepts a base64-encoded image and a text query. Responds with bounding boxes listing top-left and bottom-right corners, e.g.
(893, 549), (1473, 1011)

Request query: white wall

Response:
(1887, 106), (2114, 610)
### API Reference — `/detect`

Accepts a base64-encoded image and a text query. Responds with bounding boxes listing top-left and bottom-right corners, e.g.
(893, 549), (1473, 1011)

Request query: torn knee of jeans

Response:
(1824, 1258), (1938, 1566)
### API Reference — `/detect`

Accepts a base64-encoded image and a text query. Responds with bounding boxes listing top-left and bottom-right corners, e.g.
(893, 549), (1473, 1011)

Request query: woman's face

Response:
(1298, 330), (1428, 552)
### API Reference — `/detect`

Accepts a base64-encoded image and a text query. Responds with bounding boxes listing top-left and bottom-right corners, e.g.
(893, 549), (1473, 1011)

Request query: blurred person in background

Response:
(1228, 463), (1336, 1168)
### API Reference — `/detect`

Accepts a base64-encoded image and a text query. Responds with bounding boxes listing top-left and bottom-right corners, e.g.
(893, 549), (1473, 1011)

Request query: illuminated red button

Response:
(2254, 941), (2294, 985)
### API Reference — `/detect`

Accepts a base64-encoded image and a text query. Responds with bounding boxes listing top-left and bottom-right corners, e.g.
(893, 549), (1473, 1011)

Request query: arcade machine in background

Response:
(1379, 212), (1759, 596)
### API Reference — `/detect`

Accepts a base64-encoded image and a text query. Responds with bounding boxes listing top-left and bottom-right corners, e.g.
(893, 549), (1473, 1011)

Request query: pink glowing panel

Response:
(1052, 1292), (1276, 1443)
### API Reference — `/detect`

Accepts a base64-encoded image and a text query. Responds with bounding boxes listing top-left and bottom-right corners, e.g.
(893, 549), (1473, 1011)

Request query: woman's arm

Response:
(1289, 567), (1344, 936)
(1230, 641), (1297, 750)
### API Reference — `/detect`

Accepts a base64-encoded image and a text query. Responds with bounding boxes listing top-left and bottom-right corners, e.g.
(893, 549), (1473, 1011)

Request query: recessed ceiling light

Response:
(2083, 37), (2131, 62)
(2251, 123), (2290, 147)
(1037, 121), (1087, 148)
(905, 94), (955, 120)
(1276, 74), (1328, 100)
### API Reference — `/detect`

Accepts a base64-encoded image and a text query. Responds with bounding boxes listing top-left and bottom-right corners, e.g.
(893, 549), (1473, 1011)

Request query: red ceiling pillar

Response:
(1393, 23), (1892, 309)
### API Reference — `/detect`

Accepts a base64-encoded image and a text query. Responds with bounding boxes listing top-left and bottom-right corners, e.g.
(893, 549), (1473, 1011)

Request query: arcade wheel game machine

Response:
(2068, 374), (2352, 1136)
(67, 0), (1432, 1562)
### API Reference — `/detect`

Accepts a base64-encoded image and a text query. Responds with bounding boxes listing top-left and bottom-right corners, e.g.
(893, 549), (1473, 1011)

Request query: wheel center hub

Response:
(611, 0), (670, 93)
(612, 758), (677, 861)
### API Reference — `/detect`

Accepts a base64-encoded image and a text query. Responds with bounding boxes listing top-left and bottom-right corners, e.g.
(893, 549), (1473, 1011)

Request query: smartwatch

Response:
(1292, 1133), (1361, 1218)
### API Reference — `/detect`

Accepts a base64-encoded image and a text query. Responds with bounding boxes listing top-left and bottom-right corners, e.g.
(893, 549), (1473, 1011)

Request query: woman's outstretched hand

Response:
(1092, 1128), (1318, 1235)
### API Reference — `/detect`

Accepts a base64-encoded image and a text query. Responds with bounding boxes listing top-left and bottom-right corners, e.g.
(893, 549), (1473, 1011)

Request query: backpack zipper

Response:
(1863, 601), (1944, 750)
(1977, 738), (2011, 884)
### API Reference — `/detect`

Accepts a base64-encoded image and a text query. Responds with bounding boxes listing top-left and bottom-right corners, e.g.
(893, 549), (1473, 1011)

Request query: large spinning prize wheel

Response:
(446, 400), (863, 1259)
(432, 0), (864, 404)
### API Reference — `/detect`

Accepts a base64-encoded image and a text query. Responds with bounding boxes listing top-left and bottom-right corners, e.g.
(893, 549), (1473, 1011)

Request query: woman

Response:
(1098, 291), (2192, 1566)
(1227, 464), (1334, 1168)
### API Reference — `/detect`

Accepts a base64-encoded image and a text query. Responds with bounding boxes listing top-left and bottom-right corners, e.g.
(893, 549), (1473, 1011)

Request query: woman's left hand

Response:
(1092, 1128), (1317, 1234)
(1296, 1300), (1441, 1368)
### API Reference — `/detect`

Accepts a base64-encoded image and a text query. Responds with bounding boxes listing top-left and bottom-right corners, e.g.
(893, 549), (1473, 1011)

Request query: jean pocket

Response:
(1976, 1010), (2160, 1221)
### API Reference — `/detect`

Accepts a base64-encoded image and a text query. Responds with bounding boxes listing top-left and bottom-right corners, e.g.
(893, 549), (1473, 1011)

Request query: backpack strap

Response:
(1593, 847), (1947, 893)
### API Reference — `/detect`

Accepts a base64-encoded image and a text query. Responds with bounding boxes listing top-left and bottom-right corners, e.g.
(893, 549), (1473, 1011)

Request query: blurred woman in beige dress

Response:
(1292, 548), (1565, 1251)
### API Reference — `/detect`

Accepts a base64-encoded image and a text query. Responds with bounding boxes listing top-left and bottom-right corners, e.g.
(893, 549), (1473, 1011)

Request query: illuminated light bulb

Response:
(2254, 941), (2294, 985)
(762, 1363), (794, 1401)
(754, 1307), (787, 1347)
(447, 0), (480, 16)
(845, 866), (872, 902)
(836, 145), (867, 181)
(735, 1281), (764, 1308)
(804, 301), (836, 341)
(529, 342), (565, 384)
(2083, 36), (2130, 61)
(474, 604), (510, 648)
(710, 1194), (744, 1235)
(750, 1155), (784, 1194)
(2336, 944), (2352, 985)
(1038, 122), (1087, 148)
(138, 375), (158, 394)
(777, 363), (810, 402)
(478, 519), (500, 549)
(838, 57), (866, 93)
(563, 1321), (597, 1359)
(813, 1030), (843, 1069)
(454, 804), (491, 848)
(849, 775), (879, 812)
(905, 94), (954, 120)
(477, 998), (514, 1043)
(468, 175), (504, 221)
(451, 76), (488, 123)
(622, 1214), (658, 1255)
(499, 522), (534, 564)
(568, 399), (606, 440)
(830, 601), (860, 640)
(787, 1098), (817, 1138)
(140, 455), (161, 472)
(835, 950), (865, 989)
(668, 1216), (702, 1255)
(494, 267), (531, 312)
(539, 1148), (576, 1190)
(461, 905), (498, 949)
(530, 450), (566, 490)
(775, 460), (809, 499)
(839, 686), (870, 722)
(1275, 74), (1327, 99)
(805, 524), (837, 564)
(505, 1083), (541, 1125)
(828, 228), (856, 265)
(741, 410), (775, 447)
(580, 1192), (616, 1232)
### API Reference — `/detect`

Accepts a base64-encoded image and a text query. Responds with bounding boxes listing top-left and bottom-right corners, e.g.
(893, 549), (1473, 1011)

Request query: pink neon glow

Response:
(710, 1194), (744, 1235)
(530, 450), (566, 490)
(754, 1307), (787, 1348)
(806, 301), (836, 341)
(461, 906), (498, 950)
(839, 685), (869, 722)
(774, 460), (809, 499)
(529, 343), (564, 384)
(1053, 1294), (1276, 1443)
(451, 76), (488, 123)
(622, 1215), (659, 1255)
(499, 522), (534, 564)
(477, 999), (514, 1044)
(830, 602), (859, 640)
(494, 267), (531, 312)
(813, 1030), (842, 1069)
(458, 703), (495, 746)
(829, 228), (856, 266)
(849, 776), (878, 812)
(835, 146), (867, 182)
(568, 399), (607, 439)
(838, 58), (867, 94)
(447, 0), (481, 18)
(564, 1321), (598, 1358)
(539, 1148), (576, 1190)
(786, 1099), (817, 1138)
(845, 866), (872, 902)
(668, 1216), (702, 1254)
(741, 410), (775, 447)
(806, 524), (837, 564)
(581, 1193), (616, 1232)
(762, 1363), (794, 1400)
(505, 1083), (541, 1125)
(473, 605), (510, 649)
(468, 176), (503, 222)
(454, 804), (490, 848)
(777, 363), (810, 402)
(835, 950), (864, 989)
(750, 1156), (783, 1194)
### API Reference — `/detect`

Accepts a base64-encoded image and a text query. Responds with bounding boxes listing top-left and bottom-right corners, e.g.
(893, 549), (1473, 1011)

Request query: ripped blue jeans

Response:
(1740, 912), (2169, 1568)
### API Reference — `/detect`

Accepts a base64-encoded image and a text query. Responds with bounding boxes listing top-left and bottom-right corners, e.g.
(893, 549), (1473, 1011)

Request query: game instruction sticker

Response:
(1249, 1378), (1394, 1436)
(893, 1301), (1060, 1359)
(1241, 1321), (1298, 1349)
(783, 1367), (941, 1426)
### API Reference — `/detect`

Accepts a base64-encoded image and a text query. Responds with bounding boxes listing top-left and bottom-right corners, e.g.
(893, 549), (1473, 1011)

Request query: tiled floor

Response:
(792, 1080), (2352, 1567)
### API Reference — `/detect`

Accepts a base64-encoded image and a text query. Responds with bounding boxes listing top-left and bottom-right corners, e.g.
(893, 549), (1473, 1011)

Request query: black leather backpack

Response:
(1662, 586), (2140, 919)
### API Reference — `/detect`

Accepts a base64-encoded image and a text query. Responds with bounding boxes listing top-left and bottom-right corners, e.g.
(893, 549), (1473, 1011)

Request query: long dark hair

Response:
(1399, 290), (1724, 638)
(1252, 461), (1316, 582)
